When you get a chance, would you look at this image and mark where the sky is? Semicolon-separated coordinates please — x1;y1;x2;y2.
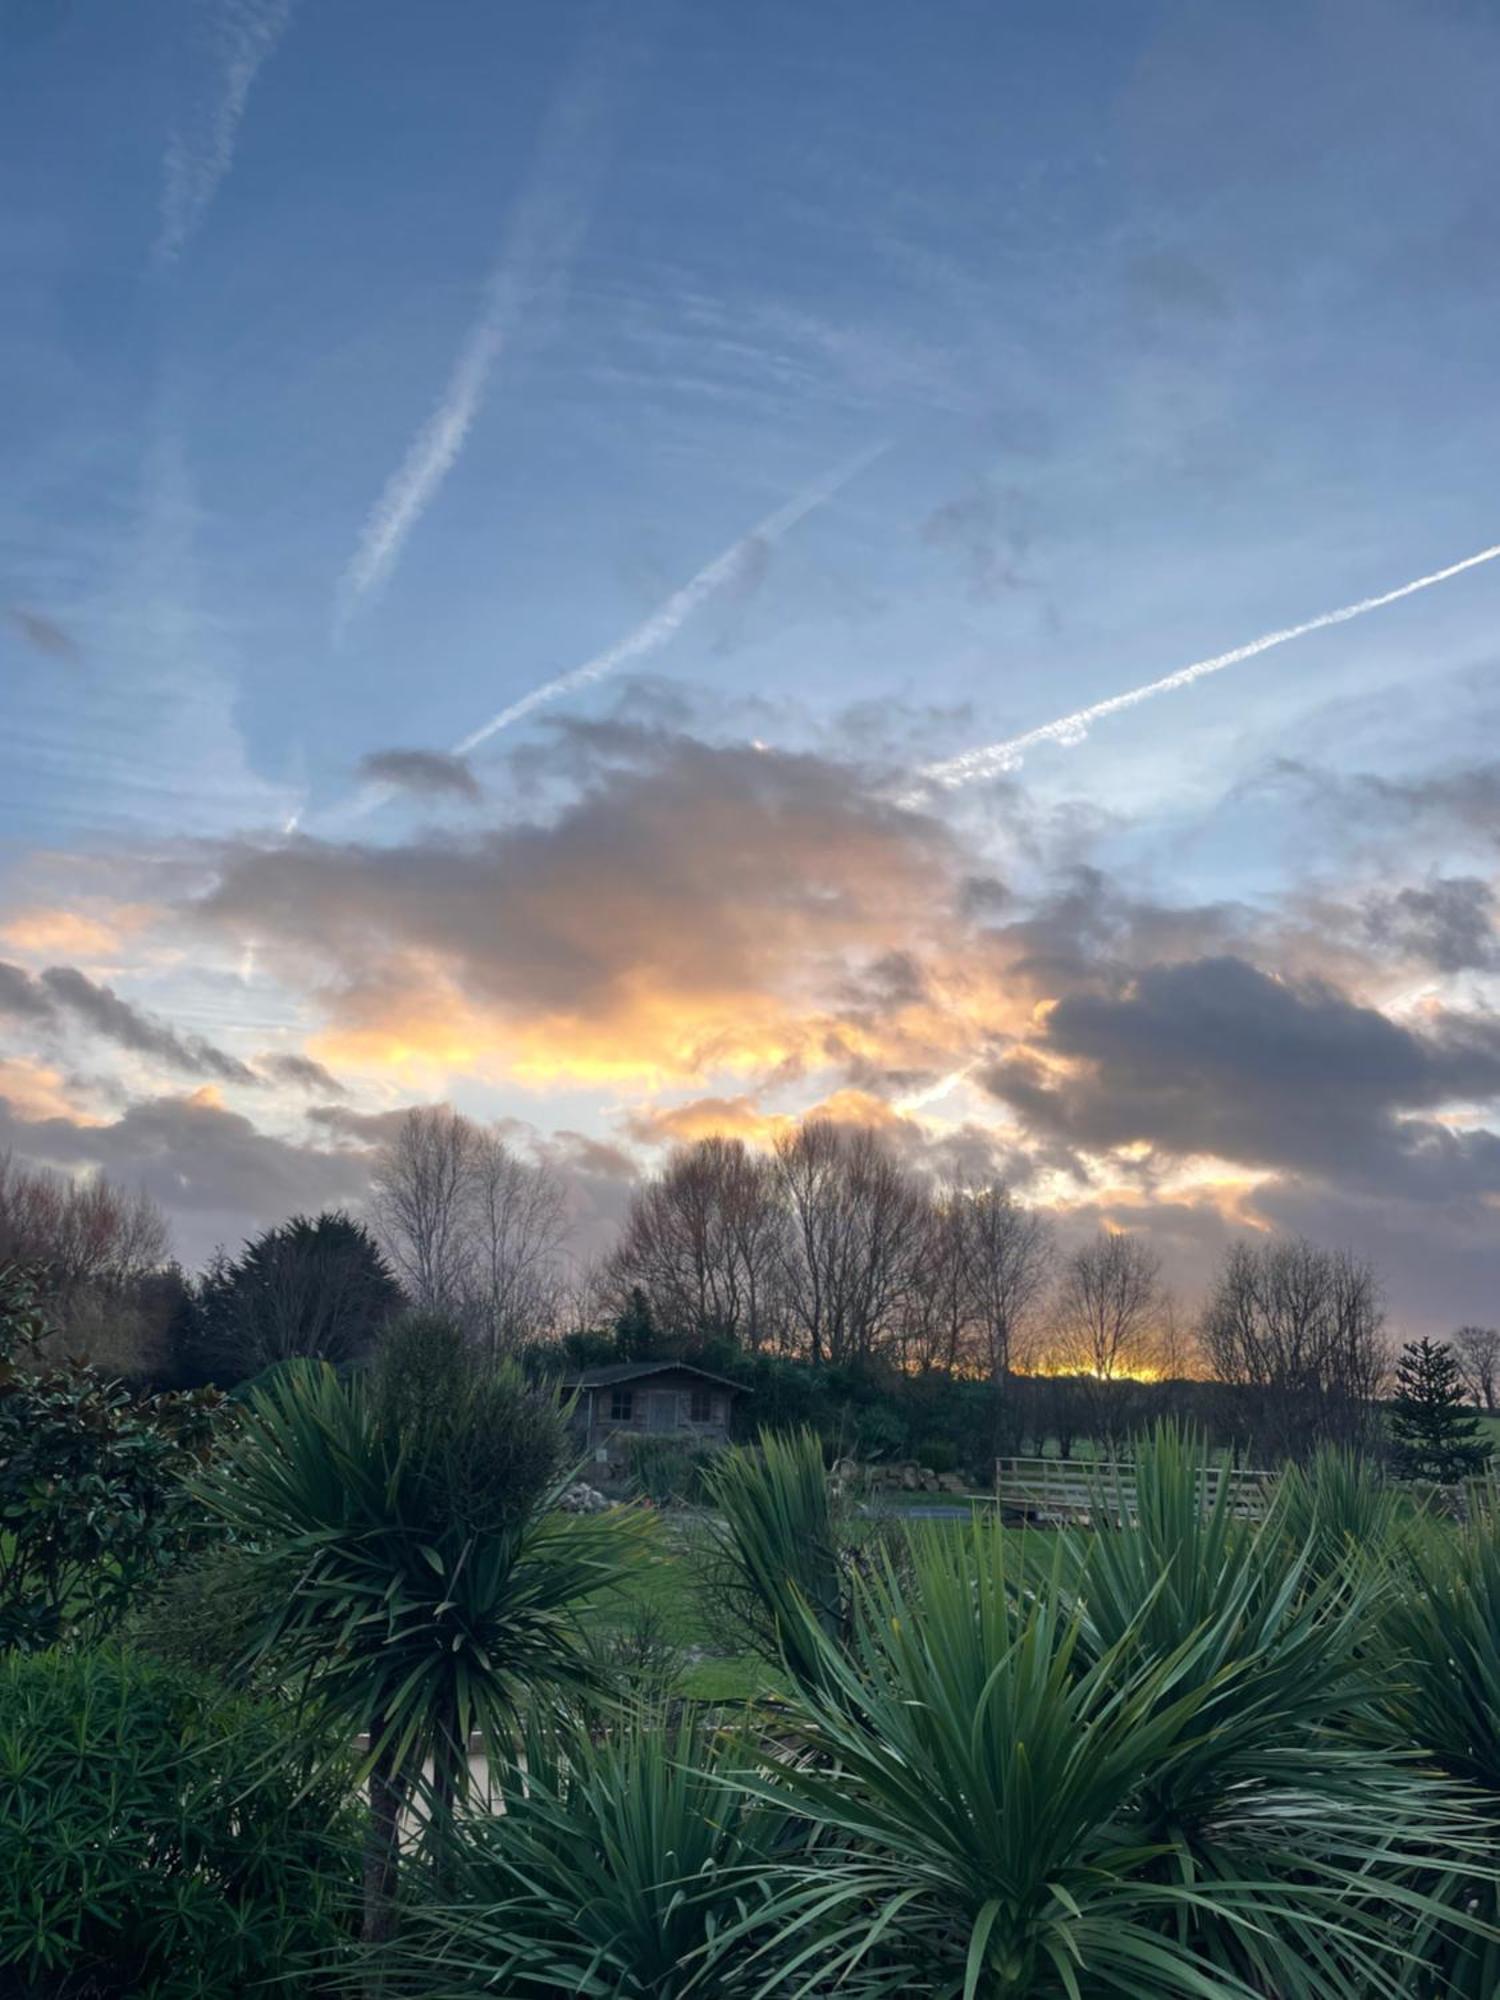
3;0;1500;1331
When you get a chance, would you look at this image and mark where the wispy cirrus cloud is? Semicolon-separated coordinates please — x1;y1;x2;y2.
332;20;619;638
156;0;295;266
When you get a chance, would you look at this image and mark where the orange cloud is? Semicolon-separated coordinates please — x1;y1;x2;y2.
1;903;155;961
0;1060;101;1124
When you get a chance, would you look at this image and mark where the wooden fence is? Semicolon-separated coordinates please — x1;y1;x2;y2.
993;1456;1276;1527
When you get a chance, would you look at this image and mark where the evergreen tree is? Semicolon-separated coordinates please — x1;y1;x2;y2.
1389;1337;1493;1483
195;1212;401;1384
613;1286;658;1361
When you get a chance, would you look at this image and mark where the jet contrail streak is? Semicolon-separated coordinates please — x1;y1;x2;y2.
917;538;1500;793
333;31;613;639
452;440;888;756
156;0;294;266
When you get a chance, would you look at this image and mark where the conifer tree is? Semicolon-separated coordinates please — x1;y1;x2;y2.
1389;1336;1493;1483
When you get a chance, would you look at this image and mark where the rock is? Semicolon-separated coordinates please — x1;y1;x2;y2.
937;1472;967;1494
557;1481;611;1515
899;1463;920;1491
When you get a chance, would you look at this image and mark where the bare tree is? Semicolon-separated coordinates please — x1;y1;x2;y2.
773;1122;927;1367
609;1137;786;1352
464;1131;567;1354
962;1183;1054;1386
1453;1325;1500;1412
0;1152;175;1374
1051;1231;1163;1385
1201;1238;1386;1458
370;1107;479;1311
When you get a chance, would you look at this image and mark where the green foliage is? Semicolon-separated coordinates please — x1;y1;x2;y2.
124;1543;273;1689
0;1647;358;1996
1276;1444;1408;1580
702;1428;888;1693
913;1435;959;1475
625;1433;715;1505
197;1328;651;1936
614;1285;659;1361
389;1715;781;1997
190;1209;400;1383
739;1508;1491;1998
1389;1337;1493;1483
0;1263;224;1651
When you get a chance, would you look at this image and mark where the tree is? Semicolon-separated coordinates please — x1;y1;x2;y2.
1052;1232;1162;1382
613;1285;659;1361
195;1211;399;1381
199;1314;646;1946
1388;1337;1493;1484
1453;1325;1500;1413
0;1264;223;1650
1201;1238;1386;1459
370;1108;565;1348
370;1105;478;1311
0;1154;174;1372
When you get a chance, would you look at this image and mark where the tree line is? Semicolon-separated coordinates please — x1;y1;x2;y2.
2;1104;1492;1463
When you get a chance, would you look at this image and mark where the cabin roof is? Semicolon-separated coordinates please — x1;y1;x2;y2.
559;1360;748;1393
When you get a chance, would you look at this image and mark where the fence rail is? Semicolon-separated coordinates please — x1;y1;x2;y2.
993;1456;1276;1526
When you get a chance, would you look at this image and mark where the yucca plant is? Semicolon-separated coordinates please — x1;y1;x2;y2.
1276;1445;1409;1582
734;1502;1494;1998
701;1427;879;1693
1046;1426;1490;1992
197;1321;650;1945
387;1712;786;1996
1376;1509;1500;1995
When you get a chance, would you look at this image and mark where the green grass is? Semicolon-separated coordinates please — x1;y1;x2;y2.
581;1523;780;1704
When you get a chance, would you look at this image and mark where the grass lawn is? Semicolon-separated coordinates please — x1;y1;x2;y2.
578;1501;1005;1705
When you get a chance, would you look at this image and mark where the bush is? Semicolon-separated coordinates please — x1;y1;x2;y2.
0;1648;359;1996
913;1435;958;1475
624;1434;714;1505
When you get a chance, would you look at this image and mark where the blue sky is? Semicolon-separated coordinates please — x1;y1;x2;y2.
3;0;1500;1327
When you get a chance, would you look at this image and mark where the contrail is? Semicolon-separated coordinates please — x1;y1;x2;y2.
333;32;614;639
453;440;889;755
321;440;887;829
156;0;294;266
916;538;1500;793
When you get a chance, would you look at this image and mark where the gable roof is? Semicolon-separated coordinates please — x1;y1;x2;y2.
558;1359;748;1393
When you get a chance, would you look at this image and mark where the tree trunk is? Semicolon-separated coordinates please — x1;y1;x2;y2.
362;1721;403;1959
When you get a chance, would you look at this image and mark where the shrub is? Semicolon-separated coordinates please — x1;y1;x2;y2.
624;1434;714;1505
0;1648;358;1996
0;1263;225;1651
913;1435;958;1475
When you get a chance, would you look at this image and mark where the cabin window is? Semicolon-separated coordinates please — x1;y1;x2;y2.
689;1386;714;1423
609;1387;634;1423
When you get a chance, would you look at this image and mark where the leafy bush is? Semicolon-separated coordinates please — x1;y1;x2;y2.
851;1401;907;1461
0;1648;358;1996
912;1435;958;1475
0;1263;225;1651
124;1544;272;1689
624;1434;714;1505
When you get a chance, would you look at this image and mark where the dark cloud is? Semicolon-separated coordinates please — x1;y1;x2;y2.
0;960;55;1020
36;966;257;1084
8;606;80;663
257;1051;348;1095
358;747;483;802
0;1090;373;1268
983;954;1500;1200
305;1102;427;1147
1363;877;1498;974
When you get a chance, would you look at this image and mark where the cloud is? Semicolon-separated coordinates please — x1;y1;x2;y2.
1363;877;1499;974
156;0;294;265
0;1088;373;1266
982;954;1500;1201
201;727;971;1086
0;958;257;1085
356;748;482;802
257;1051;348;1095
333;21;618;634
8;606;80;662
921;480;1032;598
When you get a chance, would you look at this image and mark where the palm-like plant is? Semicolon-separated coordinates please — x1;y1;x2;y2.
736;1495;1491;1998
198;1324;649;1943
701;1428;877;1692
389;1713;785;1996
